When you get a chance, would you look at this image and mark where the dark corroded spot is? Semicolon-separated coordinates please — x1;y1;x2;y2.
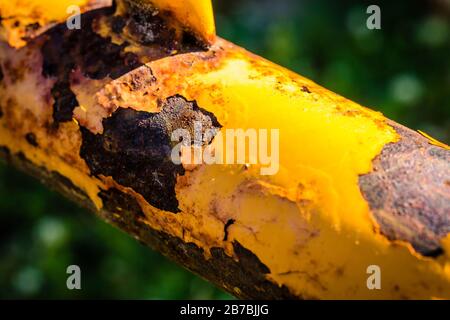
223;219;235;241
50;81;80;123
0;146;11;159
301;86;311;93
80;95;221;213
41;8;141;81
0;63;4;82
122;0;209;50
111;15;127;34
25;132;38;147
99;187;298;299
99;187;146;219
1;60;25;84
0;145;297;298
40;8;142;125
127;8;176;46
25;22;40;33
359;122;450;257
232;241;271;274
39;5;208;126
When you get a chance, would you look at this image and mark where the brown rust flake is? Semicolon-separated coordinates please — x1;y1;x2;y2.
1;141;296;299
40;8;140;125
359;122;450;257
25;132;38;147
39;5;207;126
120;0;208;50
80;95;221;213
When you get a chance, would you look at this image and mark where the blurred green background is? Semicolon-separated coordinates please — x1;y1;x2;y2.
0;0;448;299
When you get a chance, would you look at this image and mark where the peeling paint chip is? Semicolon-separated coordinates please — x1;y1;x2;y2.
359;123;450;257
80;95;221;213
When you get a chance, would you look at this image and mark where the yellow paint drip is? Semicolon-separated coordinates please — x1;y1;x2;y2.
136;40;450;298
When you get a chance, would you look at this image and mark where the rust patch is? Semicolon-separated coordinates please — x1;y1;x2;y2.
49;81;80;124
120;0;209;50
39;5;208;126
25;132;38;147
1;144;299;299
80;95;221;213
99;187;298;299
25;22;40;34
359;121;450;257
1;59;25;84
99;187;146;219
126;6;177;47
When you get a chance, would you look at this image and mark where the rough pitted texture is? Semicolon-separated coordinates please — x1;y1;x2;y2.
123;0;208;50
80;95;221;213
2;149;296;300
359;122;450;257
98;187;298;299
41;8;142;125
40;5;207;126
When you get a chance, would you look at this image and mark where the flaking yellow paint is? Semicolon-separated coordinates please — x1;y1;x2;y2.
140;41;450;299
0;0;108;47
0;1;449;299
136;0;216;43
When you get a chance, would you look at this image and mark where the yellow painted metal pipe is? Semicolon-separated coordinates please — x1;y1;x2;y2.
0;0;449;299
